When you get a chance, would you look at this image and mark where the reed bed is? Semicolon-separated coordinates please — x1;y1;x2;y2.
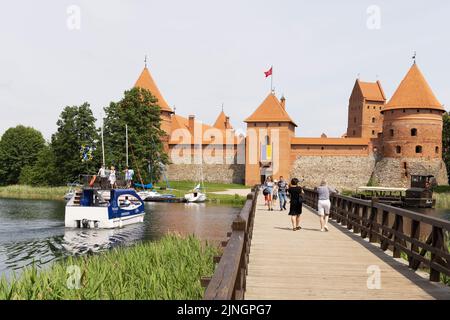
433;192;450;209
0;185;67;201
0;234;218;300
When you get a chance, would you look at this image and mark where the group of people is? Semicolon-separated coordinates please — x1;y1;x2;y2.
262;176;337;232
97;165;134;189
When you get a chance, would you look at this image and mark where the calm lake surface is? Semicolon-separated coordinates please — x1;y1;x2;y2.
0;198;241;279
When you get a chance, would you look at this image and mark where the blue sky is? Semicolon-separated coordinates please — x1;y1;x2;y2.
1;0;449;139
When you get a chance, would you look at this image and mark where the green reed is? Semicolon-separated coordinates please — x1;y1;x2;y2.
0;234;218;300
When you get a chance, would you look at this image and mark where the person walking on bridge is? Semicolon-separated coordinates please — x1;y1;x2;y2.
288;178;304;231
277;176;288;211
263;176;274;211
316;180;336;232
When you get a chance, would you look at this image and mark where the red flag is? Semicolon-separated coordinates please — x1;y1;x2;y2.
264;67;272;78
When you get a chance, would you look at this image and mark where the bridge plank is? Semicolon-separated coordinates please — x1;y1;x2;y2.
245;195;450;300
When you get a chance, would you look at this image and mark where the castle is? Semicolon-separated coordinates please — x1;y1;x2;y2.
133;62;448;189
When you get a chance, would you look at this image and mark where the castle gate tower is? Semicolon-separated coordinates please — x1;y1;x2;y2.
244;93;296;185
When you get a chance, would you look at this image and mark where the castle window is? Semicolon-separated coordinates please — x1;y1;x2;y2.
403;109;406;113
389;129;394;137
379;106;382;110
367;106;369;110
371;117;375;123
372;130;375;135
321;146;325;150
396;146;401;154
415;145;422;153
435;146;439;154
373;106;376;110
417;109;420;113
411;128;417;136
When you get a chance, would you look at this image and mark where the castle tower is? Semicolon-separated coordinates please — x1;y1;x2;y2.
346;80;386;138
244;93;297;185
134;66;174;139
213;110;233;130
381;63;444;159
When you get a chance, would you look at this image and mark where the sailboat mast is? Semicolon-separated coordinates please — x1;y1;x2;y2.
125;124;129;167
101;124;105;167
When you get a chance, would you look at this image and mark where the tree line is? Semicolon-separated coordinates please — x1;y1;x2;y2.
0;87;168;186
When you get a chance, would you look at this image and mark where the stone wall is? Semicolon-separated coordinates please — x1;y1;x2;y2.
166;163;245;184
290;155;376;191
372;158;448;187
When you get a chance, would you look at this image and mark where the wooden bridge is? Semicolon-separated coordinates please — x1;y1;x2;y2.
202;187;450;300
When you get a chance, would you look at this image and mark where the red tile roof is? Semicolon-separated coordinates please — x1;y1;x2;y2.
245;93;297;126
383;63;443;112
134;67;173;113
357;80;386;102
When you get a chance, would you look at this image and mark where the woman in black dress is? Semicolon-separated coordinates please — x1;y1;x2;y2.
288;178;304;231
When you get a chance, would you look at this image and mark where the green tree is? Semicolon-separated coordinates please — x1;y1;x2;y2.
0;125;45;185
103;87;168;183
51;103;99;184
19;144;58;186
443;112;450;184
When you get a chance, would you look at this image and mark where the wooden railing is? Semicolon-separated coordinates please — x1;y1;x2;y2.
202;186;259;300
303;188;450;282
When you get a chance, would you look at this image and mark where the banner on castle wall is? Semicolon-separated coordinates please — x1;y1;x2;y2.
261;144;272;161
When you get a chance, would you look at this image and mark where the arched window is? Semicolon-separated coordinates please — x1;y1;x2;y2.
411;128;417;136
435;146;439;154
415;145;422;153
389;129;394;137
371;117;375;123
396;146;401;154
372;130;375;135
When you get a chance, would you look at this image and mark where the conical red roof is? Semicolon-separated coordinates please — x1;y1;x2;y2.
134;67;173;113
383;64;443;112
245;93;297;126
213;111;233;130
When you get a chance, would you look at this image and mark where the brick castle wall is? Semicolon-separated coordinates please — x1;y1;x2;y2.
290;155;376;191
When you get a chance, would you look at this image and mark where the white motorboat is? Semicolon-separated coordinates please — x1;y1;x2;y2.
65;188;145;229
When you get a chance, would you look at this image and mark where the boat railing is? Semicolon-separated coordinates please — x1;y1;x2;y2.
202;185;259;300
303;188;450;283
79;174;128;190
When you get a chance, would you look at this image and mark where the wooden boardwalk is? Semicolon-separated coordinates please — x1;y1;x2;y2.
245;194;450;300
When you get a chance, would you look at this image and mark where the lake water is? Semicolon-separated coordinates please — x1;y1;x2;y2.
0;198;241;279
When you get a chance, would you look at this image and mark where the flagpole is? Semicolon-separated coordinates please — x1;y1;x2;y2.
271;65;273;92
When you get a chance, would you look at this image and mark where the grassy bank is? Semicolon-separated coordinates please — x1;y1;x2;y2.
0;185;67;201
155;180;248;205
0;182;248;205
0;234;218;300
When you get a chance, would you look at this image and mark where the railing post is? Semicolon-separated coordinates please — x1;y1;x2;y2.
380;210;390;251
409;220;421;269
430;226;445;282
361;205;368;239
353;204;361;234
393;214;404;258
369;198;379;243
